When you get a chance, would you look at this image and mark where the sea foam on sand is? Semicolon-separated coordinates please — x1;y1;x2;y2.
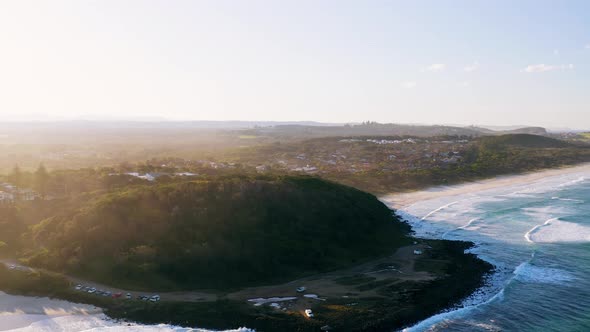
0;292;254;332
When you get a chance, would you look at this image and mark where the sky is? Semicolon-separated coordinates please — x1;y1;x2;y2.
0;0;589;128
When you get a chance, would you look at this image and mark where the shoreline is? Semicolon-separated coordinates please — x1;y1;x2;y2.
0;291;104;331
383;163;590;331
10;164;581;331
381;162;590;210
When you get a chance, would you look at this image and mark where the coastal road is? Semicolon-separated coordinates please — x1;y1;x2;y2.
0;259;217;302
1;243;431;305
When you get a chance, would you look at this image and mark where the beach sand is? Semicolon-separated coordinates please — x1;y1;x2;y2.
0;291;102;331
381;163;590;209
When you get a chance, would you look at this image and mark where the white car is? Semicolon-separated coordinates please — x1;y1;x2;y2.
75;284;83;291
304;309;314;318
88;288;96;294
149;295;160;302
296;287;306;293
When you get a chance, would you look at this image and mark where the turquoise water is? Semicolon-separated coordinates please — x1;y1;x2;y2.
399;172;590;332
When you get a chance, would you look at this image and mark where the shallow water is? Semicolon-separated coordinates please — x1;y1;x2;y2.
399;171;590;332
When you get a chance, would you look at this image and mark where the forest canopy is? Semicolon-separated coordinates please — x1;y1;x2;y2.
25;176;410;290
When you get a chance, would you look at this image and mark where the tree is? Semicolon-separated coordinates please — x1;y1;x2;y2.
10;165;22;189
34;164;50;198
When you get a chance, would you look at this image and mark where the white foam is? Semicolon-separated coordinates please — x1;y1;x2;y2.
0;292;255;332
551;197;585;203
557;176;586;188
400;286;506;332
2;314;254;332
396;210;451;239
466;321;501;331
526;219;590;243
524;218;558;243
496;192;537;199
442;218;482;239
394;168;590;331
402;257;576;331
513;262;576;285
458;218;480;230
421;200;461;220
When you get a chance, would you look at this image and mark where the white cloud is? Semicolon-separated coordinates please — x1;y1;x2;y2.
553;49;559;55
523;63;574;73
586;44;590;49
402;81;417;88
463;62;479;72
459;81;471;87
423;64;446;72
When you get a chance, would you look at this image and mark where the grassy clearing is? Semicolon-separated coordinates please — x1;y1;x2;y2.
333;275;376;286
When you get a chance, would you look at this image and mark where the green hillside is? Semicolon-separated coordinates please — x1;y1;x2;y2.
477;133;572;149
26;176;410;290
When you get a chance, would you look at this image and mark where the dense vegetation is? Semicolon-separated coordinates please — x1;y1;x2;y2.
323;134;590;194
477;133;573;149
0;239;492;332
0;122;551;173
24;176;410;290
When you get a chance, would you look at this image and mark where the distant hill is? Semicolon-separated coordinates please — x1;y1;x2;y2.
501;127;548;135
251;123;548;139
0;121;547;146
478;134;571;149
26;176;410;290
473;125;548;135
254;123;486;138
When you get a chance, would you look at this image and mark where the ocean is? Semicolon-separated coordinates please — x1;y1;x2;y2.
398;170;590;332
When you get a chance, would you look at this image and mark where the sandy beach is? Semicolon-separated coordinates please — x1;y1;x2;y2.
0;291;103;331
384;163;590;332
381;163;590;209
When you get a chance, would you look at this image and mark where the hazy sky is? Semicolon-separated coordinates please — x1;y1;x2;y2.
0;1;589;128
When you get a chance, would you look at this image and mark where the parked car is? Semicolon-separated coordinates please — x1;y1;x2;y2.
296;286;306;293
149;295;160;302
125;293;132;299
304;309;314;318
113;292;122;298
88;288;96;294
75;284;83;291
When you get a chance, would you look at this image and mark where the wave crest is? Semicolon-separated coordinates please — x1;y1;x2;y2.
525;219;590;243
